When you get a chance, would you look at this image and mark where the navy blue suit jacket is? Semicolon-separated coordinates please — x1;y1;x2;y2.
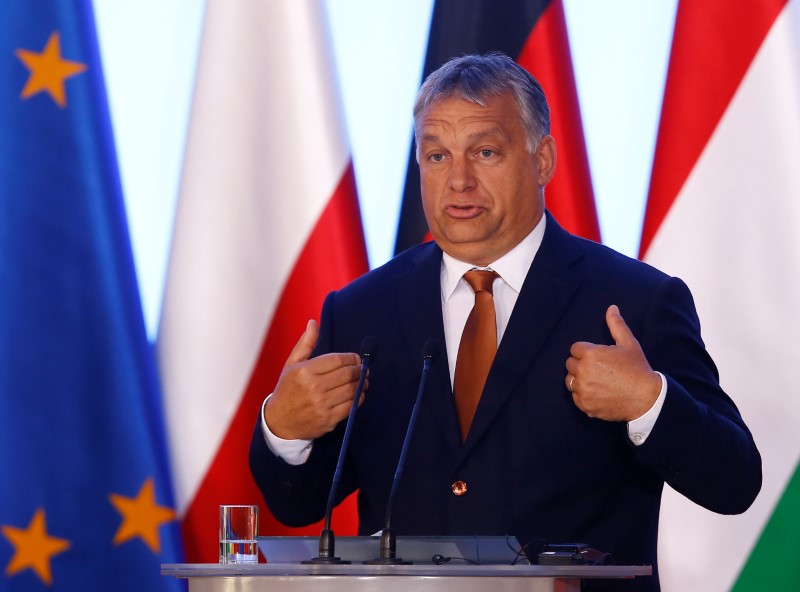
250;213;761;591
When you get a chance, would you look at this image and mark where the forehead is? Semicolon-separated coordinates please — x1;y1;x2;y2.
417;93;522;140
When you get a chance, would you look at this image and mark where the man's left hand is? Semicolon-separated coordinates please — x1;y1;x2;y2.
565;305;661;421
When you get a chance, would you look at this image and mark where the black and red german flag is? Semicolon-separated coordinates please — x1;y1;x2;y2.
394;0;599;254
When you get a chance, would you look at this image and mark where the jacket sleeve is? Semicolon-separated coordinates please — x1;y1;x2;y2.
248;291;358;526
248;416;347;527
632;275;762;514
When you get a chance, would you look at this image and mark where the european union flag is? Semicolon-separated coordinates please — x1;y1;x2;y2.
0;1;183;589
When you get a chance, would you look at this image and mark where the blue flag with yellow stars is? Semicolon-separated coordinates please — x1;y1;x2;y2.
0;1;184;589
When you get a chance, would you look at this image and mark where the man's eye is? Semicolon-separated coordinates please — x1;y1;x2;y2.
429;153;445;162
478;149;494;158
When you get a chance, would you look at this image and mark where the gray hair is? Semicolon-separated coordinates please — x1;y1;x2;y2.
413;53;550;154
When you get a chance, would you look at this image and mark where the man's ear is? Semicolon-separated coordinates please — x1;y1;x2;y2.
535;135;557;186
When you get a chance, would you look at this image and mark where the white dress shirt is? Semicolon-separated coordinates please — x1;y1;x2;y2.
440;214;545;385
262;215;666;464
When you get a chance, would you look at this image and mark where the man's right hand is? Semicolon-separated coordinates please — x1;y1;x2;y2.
264;319;365;440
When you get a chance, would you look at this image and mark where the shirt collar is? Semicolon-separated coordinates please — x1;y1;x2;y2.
441;214;547;301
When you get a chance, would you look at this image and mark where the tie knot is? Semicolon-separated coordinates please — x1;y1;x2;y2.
464;270;499;295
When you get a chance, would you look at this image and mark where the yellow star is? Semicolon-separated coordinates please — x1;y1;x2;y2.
109;477;176;553
15;31;87;108
2;508;71;586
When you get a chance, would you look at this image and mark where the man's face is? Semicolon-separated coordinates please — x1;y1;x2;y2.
417;92;555;266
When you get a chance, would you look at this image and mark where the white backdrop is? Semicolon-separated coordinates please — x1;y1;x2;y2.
92;0;678;338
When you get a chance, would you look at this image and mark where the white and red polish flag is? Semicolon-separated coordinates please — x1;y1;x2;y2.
641;0;800;589
157;0;368;562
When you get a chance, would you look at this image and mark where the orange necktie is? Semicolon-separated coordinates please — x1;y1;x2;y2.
453;270;499;441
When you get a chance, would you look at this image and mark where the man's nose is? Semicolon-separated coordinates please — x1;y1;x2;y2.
448;157;477;193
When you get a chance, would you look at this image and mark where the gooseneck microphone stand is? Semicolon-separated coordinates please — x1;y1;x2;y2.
364;339;438;565
302;336;375;564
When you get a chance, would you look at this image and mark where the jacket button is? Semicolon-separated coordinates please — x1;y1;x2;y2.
451;480;467;496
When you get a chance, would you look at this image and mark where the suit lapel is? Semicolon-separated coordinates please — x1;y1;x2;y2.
459;214;584;459
396;243;461;457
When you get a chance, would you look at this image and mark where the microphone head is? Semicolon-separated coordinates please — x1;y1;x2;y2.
421;338;439;362
360;335;376;358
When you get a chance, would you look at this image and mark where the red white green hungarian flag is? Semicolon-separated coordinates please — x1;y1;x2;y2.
641;0;800;589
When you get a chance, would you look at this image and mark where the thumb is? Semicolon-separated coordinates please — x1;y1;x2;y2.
286;319;319;365
606;305;635;346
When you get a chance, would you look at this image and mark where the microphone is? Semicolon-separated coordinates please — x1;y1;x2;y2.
303;336;375;564
364;338;439;565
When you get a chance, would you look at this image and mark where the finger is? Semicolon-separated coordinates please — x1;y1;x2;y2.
325;381;365;411
606;305;636;346
569;341;593;359
321;362;364;394
306;351;362;375
565;357;578;375
286;319;319;365
328;386;364;431
328;396;363;427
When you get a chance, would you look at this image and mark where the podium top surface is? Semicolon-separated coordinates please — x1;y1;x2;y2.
161;563;652;579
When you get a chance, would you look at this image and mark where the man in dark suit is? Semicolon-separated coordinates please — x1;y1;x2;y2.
249;53;761;590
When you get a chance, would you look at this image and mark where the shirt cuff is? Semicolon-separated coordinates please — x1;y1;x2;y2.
260;396;313;465
626;371;667;446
